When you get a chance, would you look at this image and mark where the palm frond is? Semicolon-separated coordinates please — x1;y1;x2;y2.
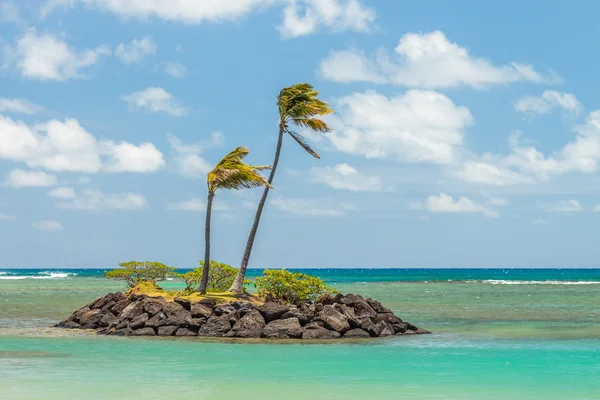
292;118;331;133
286;130;321;159
207;147;272;192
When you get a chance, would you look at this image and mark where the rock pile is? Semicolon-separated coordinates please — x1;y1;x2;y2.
56;292;430;339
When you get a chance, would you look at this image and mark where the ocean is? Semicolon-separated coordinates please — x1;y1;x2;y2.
1;268;599;399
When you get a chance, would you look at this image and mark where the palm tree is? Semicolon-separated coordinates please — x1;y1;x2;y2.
229;83;333;293
198;146;271;294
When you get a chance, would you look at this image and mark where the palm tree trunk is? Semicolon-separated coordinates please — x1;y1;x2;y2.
229;126;284;293
198;190;215;294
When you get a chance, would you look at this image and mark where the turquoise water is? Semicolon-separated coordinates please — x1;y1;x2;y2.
1;269;599;399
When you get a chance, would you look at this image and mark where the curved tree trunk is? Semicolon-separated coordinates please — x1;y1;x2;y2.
229;127;284;293
198;190;215;294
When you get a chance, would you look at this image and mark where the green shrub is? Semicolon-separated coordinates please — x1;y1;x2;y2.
176;261;246;293
254;269;336;304
104;261;175;288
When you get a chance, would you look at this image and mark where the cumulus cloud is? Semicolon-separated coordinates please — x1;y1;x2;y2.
425;193;498;218
32;220;63;232
47;186;76;199
319;31;557;89
5;169;57;188
310;163;384;191
0;212;15;221
115;37;156;64
0;1;21;24
167;198;230;212
515;91;582;117
542;199;582;213
0;115;165;173
10;29;110;81
311;90;472;165
164;62;186;78
271;197;355;216
167;132;223;179
122;87;189;116
0;98;44;114
56;189;148;211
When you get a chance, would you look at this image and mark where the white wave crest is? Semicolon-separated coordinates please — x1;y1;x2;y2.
469;279;600;285
0;272;77;280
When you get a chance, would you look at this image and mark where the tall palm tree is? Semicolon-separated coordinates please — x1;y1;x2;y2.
198;146;271;294
229;83;333;293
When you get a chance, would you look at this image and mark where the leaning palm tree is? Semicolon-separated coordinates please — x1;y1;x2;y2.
198;146;271;294
229;83;334;293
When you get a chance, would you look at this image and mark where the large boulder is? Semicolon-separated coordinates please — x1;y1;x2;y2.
120;301;145;321
174;297;192;311
79;309;101;325
111;300;130;316
197;315;231;337
376;321;394;337
302;322;341;340
214;303;237;316
175;328;197;336
99;312;119;328
143;299;165;316
130;327;156;336
157;325;178;336
281;308;313;326
352;300;377;320
163;302;185;317
63;321;81;329
262;318;303;339
225;310;266;338
359;319;380;337
164;309;192;327
190;303;213;319
343;328;371;339
198;298;217;309
334;293;364;307
333;304;360;329
366;298;391;314
258;303;290;323
145;312;168;329
129;313;149;330
315;305;350;333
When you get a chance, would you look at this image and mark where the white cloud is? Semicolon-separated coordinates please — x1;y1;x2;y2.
533;218;547;225
122;87;188;116
12;29;110;81
542;199;582;213
425;193;498;218
313;90;472;165
279;0;375;38
486;197;509;207
515;91;582;117
0;98;44;114
164;62;186;78
271;197;354;217
115;36;156;64
43;0;375;38
47;186;76;199
0;1;21;24
32;220;63;232
5;169;57;188
310;163;384;191
56;189;148;211
319;31;556;89
453;160;535;186
0;115;164;173
0;212;15;221
167;198;230;212
167;133;223;179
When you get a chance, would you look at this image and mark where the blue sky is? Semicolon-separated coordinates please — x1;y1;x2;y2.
1;0;600;269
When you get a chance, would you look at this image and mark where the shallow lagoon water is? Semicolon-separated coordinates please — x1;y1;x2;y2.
1;268;599;399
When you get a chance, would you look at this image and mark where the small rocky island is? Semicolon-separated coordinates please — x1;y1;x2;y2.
57;291;430;339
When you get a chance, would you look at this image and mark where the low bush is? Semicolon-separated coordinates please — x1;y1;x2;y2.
104;261;175;288
254;269;336;304
176;261;245;293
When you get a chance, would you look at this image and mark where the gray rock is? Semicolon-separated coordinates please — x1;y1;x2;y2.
110;300;130;316
414;327;431;334
174;297;192;311
315;305;350;333
163;302;185;317
129;313;149;330
111;327;132;336
359;319;380;337
188;318;206;330
337;293;364;307
236;303;256;318
302;325;341;340
115;320;129;330
79;309;101;325
197;315;231;337
316;294;335;305
63;321;81;329
366;298;391;314
226;310;265;338
198;298;217;309
333;303;360;328
143;299;165;316
157;326;178;336
257;303;290;323
262;318;303;339
343;328;371;339
100;301;116;313
99;312;119;328
281;308;313;326
121;301;144;320
164;309;192;327
145;312;168;329
214;303;236;316
130;327;156;336
175;328;197;336
353;300;377;320
376;321;394;337
190;303;212;319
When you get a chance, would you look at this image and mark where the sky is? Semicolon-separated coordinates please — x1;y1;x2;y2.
1;0;600;269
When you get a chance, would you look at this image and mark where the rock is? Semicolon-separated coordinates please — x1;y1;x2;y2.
414;328;431;334
145;312;168;329
374;313;403;325
100;301;116;313
337;293;364;307
197;315;231;337
130;327;156;336
343;328;371;339
121;301;144;320
174;297;192;311
115;320;129;330
188;318;206;330
130;294;148;302
111;300;130;315
376;321;394;337
304;321;324;329
333;304;360;329
143;299;165;316
302;325;341;340
353;300;377;320
262;318;303;339
316;294;335;305
111;327;132;336
129;313;149;330
163;302;185;317
175;328;197;336
157;326;178;336
236;303;256;318
164;309;192;327
314;303;324;313
99;312;119;328
63;321;81;329
214;303;236;316
281;308;314;326
79;309;101;325
87;296;104;309
198;298;217;309
190;303;212;319
402;330;417;335
359;319;380;337
226;310;266;338
84;312;104;328
258;303;290;323
225;311;241;326
315;305;350;333
366;298;391;314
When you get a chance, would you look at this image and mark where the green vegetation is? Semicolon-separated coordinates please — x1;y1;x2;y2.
254;269;337;304
104;261;175;288
178;261;248;294
231;83;334;293
199;146;271;294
